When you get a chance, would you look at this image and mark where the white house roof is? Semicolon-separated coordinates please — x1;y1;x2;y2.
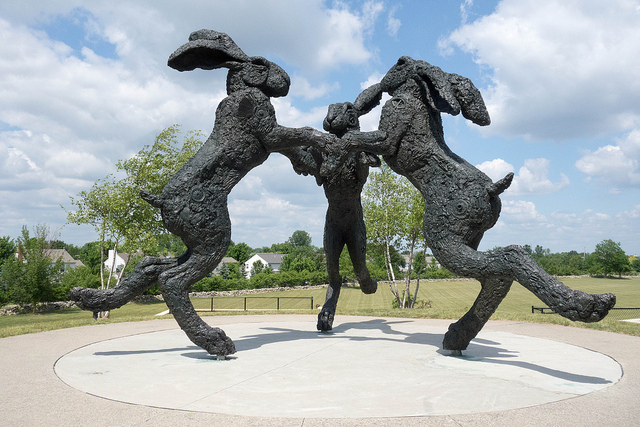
252;253;286;264
44;249;85;267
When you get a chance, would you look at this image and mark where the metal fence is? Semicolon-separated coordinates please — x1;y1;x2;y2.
192;296;314;312
532;306;640;321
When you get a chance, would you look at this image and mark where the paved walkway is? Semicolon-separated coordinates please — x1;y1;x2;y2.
2;314;640;426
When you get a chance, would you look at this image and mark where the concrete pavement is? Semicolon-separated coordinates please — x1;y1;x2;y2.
1;314;639;426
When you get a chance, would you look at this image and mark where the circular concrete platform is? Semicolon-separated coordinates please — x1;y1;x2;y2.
54;318;621;418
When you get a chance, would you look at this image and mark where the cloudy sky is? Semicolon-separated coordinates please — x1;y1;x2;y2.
1;0;639;255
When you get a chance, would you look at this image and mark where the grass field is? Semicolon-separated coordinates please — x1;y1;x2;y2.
1;276;639;339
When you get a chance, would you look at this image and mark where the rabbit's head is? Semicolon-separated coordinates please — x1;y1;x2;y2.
168;30;290;97
323;102;360;137
357;56;490;126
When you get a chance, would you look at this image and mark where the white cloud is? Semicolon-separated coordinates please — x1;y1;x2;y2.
510;158;570;195
271;98;328;129
361;1;384;34
460;0;475;24
228;156;327;247
476;158;514;182
481;201;640;254
317;6;372;69
387;5;402;36
360;72;384;90
501;200;546;223
289;76;340;101
575;129;640;187
477;157;569;195
443;0;640;140
0;0;387;244
354;73;389;131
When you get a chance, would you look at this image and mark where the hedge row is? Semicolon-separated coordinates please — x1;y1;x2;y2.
191;270;330;292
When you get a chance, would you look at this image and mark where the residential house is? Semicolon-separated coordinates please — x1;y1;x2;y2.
103;250;140;273
212;256;237;276
44;249;85;270
103;250;180;274
244;253;286;278
400;253;440;272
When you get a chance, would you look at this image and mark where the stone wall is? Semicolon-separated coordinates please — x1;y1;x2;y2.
0;301;76;316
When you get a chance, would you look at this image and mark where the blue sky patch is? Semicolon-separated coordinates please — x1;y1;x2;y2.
39;7;118;60
0;122;23;132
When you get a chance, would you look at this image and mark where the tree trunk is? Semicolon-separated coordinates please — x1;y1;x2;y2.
403;236;417;309
410;241;428;308
385;236;402;308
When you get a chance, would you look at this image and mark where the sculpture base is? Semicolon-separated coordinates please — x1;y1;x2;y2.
55;318;620;418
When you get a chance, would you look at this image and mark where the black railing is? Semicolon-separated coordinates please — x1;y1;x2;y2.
532;306;640;321
192;296;314;312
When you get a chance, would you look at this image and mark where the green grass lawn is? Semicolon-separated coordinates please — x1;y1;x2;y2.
1;276;639;339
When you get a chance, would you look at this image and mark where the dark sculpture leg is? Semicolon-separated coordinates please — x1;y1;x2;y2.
442;277;512;351
70;256;178;314
318;220;343;332
488;245;615;322
317;198;378;331
317;284;340;332
158;254;235;357
435;244;616;323
346;216;377;295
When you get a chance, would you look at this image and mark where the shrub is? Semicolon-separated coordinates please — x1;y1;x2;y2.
57;266;101;301
391;291;432;309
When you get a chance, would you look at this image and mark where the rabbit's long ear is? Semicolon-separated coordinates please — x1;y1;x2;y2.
168;30;250;71
353;83;384;116
447;73;491;126
415;62;461;116
416;62;490;126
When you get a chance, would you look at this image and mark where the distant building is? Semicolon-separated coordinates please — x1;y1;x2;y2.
103;250;142;273
400;253;439;272
213;256;237;276
244;253;286;278
44;249;85;270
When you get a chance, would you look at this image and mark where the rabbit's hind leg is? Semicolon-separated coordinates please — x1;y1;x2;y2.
71;256;178;314
442;277;512;352
158;251;236;357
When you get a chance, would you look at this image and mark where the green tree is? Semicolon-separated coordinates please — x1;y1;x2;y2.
76;241;108;275
218;262;231;279
255;242;293;254
592;239;629;277
362;162;421;308
0;236;14;305
250;260;264;277
532;245;551;261
366;243;405;279
156;234;187;257
58;266;101;300
338;247;355;282
226;242;252;264
401;186;426;308
281;251;325;273
66;125;204;317
287;230;312;248
226;262;245;280
0;225;64;310
0;236;15;262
